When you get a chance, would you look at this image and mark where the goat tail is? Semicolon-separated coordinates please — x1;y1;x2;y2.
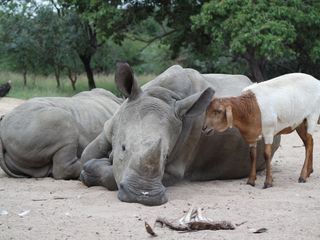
0;136;24;178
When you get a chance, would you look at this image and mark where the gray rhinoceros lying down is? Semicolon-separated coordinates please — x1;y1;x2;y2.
0;89;122;179
80;63;280;206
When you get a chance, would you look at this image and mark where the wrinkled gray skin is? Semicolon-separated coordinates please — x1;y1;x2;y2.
0;89;122;179
80;63;280;206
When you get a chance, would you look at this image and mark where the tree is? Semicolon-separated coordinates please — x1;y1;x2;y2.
288;2;320;79
0;1;83;88
192;0;320;82
33;6;70;88
56;0;125;89
0;1;39;86
120;1;208;61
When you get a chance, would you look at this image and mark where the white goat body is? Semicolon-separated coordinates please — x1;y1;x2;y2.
243;73;320;144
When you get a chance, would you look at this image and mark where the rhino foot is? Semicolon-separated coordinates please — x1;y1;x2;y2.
80;158;117;191
80;170;99;187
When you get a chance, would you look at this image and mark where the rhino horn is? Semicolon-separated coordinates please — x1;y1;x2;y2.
115;62;142;100
145;138;162;164
141;138;164;177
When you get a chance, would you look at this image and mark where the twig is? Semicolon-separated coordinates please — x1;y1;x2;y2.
156;217;235;231
155;207;235;232
145;221;157;237
53;197;69;200
235;221;248;227
31;197;69;201
31;198;48;202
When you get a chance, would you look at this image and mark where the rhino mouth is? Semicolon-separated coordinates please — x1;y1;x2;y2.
118;182;168;206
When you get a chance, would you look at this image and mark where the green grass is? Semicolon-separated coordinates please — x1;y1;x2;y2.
0;71;155;99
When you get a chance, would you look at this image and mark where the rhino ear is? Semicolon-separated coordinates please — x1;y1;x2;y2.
115;62;141;100
175;87;215;119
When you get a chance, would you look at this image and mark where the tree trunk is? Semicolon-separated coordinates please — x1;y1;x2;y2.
248;59;265;82
243;53;265;83
67;68;77;91
71;81;76;91
22;69;27;87
54;67;61;88
244;50;266;83
79;55;96;90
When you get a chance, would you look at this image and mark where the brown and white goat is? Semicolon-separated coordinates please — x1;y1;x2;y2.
203;73;320;188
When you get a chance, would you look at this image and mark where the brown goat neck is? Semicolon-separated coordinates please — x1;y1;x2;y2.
223;91;262;144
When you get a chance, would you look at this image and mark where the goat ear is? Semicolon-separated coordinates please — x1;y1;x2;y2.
115;62;141;100
226;105;233;128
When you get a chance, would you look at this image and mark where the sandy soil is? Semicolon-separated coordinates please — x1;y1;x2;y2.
0;97;320;240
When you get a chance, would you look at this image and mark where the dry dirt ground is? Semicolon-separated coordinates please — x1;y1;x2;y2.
0;97;320;240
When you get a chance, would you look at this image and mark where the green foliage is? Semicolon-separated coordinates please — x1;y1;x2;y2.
0;1;84;87
0;6;38;74
192;0;320;81
1;0;320;93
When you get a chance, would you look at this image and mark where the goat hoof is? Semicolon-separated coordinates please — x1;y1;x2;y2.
298;177;306;183
263;182;273;189
246;180;255;187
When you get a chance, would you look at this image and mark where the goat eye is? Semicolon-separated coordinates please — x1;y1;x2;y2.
122;144;126;151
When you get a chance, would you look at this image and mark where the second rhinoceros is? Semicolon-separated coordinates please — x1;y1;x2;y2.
0;89;122;179
80;63;280;206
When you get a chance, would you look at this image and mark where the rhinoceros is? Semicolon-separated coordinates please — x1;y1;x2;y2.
0;89;122;179
80;63;280;206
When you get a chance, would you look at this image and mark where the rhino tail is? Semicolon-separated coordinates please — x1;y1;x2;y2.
0;137;25;178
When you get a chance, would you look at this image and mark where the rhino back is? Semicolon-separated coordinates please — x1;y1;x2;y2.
203;74;253;97
22;89;121;141
143;66;252;99
142;65;208;99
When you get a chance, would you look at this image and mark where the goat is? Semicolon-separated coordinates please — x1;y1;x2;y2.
203;73;320;188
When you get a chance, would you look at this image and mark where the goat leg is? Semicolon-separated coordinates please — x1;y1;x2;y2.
263;144;273;188
247;143;257;186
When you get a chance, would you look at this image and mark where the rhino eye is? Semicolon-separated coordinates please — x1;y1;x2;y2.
122;144;126;151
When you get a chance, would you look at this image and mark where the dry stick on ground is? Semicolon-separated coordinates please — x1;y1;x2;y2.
155;207;235;232
31;197;69;201
145;222;157;237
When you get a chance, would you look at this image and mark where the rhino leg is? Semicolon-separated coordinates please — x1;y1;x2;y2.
80;158;117;191
80;131;111;166
52;144;81;180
